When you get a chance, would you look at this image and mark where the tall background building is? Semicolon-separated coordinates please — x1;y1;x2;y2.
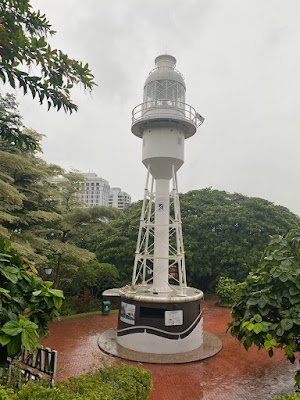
109;187;131;210
77;173;110;207
51;173;131;209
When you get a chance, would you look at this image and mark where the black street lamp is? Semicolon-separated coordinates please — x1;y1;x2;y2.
44;265;53;276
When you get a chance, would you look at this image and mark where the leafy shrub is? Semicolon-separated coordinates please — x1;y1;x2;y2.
0;364;152;400
59;296;78;316
216;276;238;307
73;296;102;314
0;384;14;400
60;295;102;316
61;364;152;400
228;227;300;387
0;239;64;363
13;381;67;400
274;394;300;399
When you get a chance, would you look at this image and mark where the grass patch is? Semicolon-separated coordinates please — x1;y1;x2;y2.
57;309;119;320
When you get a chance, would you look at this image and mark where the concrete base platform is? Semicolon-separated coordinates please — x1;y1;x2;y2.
98;328;222;364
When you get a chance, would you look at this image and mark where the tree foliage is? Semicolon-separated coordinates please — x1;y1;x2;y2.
181;189;299;289
0;95;120;293
0;113;64;265
62;260;119;299
43;198;120;289
216;276;238;307
95;203;141;284
228;227;300;387
0;0;95;113
94;189;298;290
0;93;40;152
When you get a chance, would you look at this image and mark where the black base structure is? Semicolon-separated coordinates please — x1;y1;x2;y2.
115;286;203;354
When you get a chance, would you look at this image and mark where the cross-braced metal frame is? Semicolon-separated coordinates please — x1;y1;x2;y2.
131;165;187;293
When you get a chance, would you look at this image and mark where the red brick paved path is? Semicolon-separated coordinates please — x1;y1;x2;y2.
42;298;298;400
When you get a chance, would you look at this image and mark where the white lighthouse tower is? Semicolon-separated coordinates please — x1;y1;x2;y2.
111;54;205;355
130;54;203;294
101;55;222;361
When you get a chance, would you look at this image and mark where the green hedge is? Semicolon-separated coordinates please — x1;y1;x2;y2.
274;394;300;400
0;364;152;400
0;385;14;400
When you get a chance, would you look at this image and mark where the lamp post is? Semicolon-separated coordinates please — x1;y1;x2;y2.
44;265;53;276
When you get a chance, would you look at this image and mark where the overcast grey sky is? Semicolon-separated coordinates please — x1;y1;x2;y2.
13;0;300;214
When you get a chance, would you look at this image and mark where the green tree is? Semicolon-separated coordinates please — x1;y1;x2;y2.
0;122;64;264
0;0;95;114
0;112;118;292
0;98;95;290
86;262;119;298
181;189;298;290
62;260;119;299
42;194;121;288
0;239;63;365
95;203;141;284
0;97;97;289
228;227;300;387
0;93;40;151
94;189;298;290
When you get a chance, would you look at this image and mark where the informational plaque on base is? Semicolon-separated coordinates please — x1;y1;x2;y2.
165;310;183;326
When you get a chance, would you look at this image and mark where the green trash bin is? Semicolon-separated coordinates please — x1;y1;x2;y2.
102;301;111;315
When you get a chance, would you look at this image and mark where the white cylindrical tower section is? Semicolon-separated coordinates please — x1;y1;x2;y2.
142;124;184;179
153;179;170;292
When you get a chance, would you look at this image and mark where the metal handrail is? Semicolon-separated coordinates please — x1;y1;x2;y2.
148;66;185;80
132;101;204;128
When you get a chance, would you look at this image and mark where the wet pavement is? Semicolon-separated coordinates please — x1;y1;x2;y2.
42;298;298;400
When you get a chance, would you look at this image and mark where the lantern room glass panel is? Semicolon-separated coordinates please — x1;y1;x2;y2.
143;80;185;109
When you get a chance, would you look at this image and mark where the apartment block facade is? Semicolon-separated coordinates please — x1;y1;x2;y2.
109;187;131;210
77;173;110;207
51;173;131;209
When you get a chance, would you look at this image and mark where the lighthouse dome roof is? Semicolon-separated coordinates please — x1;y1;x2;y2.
144;54;186;89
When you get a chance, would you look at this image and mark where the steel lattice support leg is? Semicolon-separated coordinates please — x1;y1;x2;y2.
172;165;187;289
